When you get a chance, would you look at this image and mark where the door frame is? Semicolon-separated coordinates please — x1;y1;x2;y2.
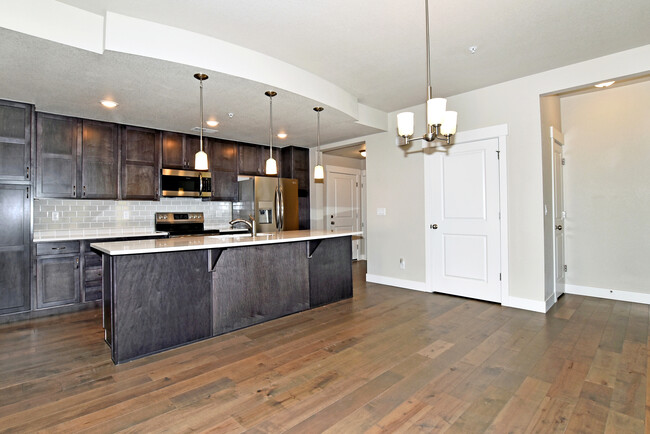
550;126;565;302
424;124;509;303
324;164;362;259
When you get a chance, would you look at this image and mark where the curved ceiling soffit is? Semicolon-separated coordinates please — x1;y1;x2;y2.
0;0;388;132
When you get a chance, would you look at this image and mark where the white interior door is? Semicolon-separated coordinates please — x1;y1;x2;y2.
551;127;566;298
427;138;501;302
326;166;360;259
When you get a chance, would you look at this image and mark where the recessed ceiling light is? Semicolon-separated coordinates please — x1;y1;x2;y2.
277;133;288;139
206;120;219;127
100;100;118;108
359;150;366;157
594;81;615;88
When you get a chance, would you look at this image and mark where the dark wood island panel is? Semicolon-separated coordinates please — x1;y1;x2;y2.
101;236;354;364
104;250;213;364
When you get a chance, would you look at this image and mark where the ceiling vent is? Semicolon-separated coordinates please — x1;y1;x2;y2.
191;127;218;134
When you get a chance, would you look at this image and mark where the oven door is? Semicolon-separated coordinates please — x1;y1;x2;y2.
161;169;203;197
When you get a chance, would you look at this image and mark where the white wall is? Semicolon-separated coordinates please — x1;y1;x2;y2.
560;80;650;295
325;44;650;308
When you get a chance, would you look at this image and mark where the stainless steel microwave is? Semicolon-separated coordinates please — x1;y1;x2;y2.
161;168;211;197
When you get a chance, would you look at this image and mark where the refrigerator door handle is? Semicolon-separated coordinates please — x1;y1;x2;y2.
279;187;285;230
274;186;280;230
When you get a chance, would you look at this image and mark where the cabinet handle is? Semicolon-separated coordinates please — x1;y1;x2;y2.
83;186;86;197
26;187;30;199
73;185;76;197
26;166;30;179
75;257;80;269
51;247;66;250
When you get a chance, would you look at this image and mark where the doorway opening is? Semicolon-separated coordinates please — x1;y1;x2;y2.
321;142;367;260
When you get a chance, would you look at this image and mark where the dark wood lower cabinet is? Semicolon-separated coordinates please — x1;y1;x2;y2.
36;254;80;308
0;184;30;315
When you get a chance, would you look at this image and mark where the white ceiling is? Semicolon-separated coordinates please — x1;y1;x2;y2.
1;0;649;148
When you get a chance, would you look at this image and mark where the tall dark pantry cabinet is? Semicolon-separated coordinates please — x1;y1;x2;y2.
0;100;32;315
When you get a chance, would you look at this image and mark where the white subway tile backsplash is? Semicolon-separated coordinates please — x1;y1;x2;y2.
34;198;233;233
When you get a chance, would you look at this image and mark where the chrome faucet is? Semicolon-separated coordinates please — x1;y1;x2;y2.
229;215;257;236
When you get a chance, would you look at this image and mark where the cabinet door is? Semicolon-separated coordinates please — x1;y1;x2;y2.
81;120;118;199
0;100;31;181
210;138;238;200
121;126;161;200
162;132;185;169
185;136;202;169
209;138;238;172
238;143;263;175
37;255;80;308
36;113;79;198
0;185;30;314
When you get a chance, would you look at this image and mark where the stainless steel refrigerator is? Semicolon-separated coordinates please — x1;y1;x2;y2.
234;177;299;232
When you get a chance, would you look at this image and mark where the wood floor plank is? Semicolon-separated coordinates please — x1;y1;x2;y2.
0;262;647;432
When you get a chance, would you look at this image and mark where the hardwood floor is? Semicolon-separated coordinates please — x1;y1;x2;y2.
0;261;647;432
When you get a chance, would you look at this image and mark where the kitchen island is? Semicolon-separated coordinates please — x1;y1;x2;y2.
91;230;361;364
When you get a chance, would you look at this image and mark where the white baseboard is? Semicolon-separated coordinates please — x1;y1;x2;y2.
502;296;548;313
545;293;556;312
365;274;430;292
565;284;650;305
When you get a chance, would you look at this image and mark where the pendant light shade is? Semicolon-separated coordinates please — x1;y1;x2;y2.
265;158;277;175
313;164;324;180
313;107;324;180
194;150;208;171
194;73;209;171
265;91;278;175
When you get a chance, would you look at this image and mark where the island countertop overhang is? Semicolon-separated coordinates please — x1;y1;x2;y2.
91;230;362;256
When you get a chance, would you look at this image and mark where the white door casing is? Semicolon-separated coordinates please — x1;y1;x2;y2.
551;126;566;299
325;165;361;259
425;124;509;304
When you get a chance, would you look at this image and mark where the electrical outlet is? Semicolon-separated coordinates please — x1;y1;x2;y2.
52;211;59;221
377;208;386;216
399;258;406;269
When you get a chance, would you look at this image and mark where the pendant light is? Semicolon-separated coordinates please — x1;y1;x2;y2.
265;90;278;175
194;73;209;171
396;0;457;146
313;107;324;180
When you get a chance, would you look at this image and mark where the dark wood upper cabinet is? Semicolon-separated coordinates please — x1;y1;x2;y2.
120;125;161;200
0;184;30;315
0;100;31;182
81;120;119;199
185;136;202;168
238;143;263;175
238;143;281;176
162;132;204;170
162;132;184;169
36;113;80;198
281;146;310;193
281;146;310;229
209;138;238;201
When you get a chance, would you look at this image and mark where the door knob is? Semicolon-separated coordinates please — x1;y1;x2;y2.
555;224;563;231
430;224;438;229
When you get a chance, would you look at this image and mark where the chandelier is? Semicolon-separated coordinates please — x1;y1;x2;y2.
397;0;457;146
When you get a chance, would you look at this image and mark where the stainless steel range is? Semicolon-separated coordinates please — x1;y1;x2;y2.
155;212;246;237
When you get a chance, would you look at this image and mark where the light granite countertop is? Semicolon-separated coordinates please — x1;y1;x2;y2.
91;230;363;256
